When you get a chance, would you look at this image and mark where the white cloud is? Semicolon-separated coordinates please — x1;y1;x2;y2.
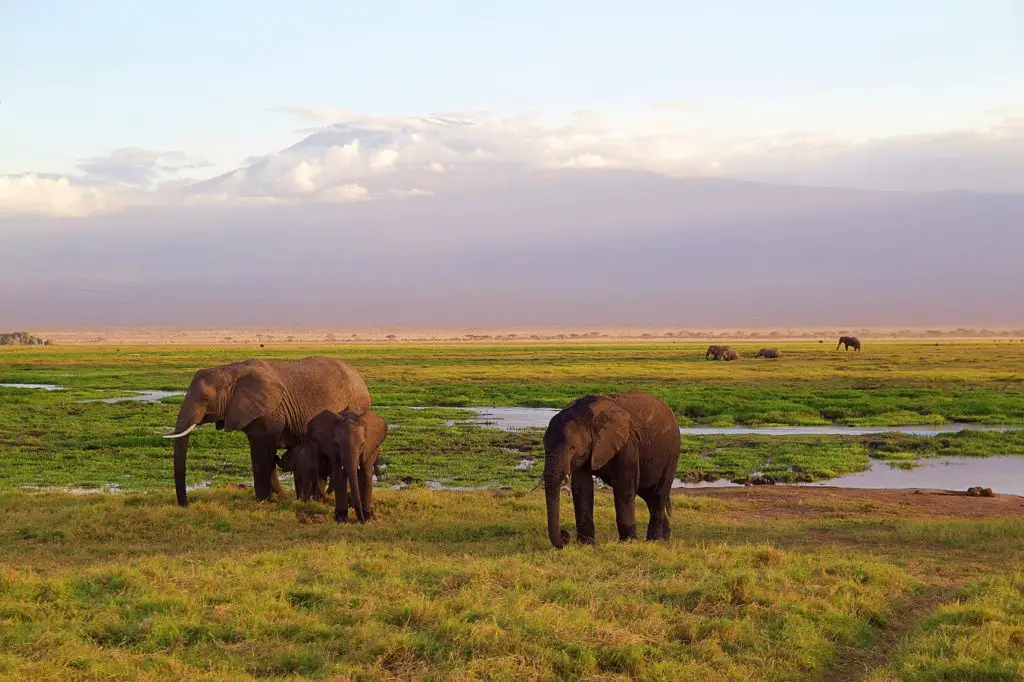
389;188;434;199
77;147;212;187
560;153;613;169
0;174;113;217
318;183;369;203
2;106;1023;218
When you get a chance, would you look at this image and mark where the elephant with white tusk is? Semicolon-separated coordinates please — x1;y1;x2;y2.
164;356;371;507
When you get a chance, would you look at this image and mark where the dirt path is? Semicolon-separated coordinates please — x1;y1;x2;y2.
677;485;1024;519
817;584;956;682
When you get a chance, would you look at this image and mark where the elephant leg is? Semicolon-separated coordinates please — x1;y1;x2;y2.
359;463;376;521
248;436;278;501
612;487;637;542
641;490;668;541
570;469;596;544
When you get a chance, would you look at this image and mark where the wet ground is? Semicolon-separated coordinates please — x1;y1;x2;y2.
673;456;1024;497
4;385;1022;496
467;406;1023;436
0;383;184;403
80;390;185;404
0;383;65;391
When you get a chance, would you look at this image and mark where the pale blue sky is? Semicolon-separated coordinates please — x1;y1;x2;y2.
2;0;1022;178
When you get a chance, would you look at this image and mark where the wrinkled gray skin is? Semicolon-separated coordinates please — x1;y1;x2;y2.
705;344;730;360
279;443;330;502
837;336;862;351
166;356;371;507
543;391;681;549
718;349;740;361
755;348;781;359
308;409;388;523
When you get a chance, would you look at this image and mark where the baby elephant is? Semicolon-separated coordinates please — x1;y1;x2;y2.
308;409;388;523
278;443;330;502
755;348;781;359
718;349;739;361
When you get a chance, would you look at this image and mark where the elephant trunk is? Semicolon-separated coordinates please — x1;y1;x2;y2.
170;397;204;507
544;454;569;549
344;450;364;523
545;479;566;548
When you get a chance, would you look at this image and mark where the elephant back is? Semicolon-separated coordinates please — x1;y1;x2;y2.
280;356;372;416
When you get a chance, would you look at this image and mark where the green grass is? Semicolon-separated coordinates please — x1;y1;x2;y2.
2;341;1024;678
1;487;1022;680
867;574;1024;681
1;341;1023;491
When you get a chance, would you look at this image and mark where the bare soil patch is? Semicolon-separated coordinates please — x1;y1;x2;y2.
678;485;1024;519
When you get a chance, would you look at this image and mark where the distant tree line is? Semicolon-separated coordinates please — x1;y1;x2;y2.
0;331;51;346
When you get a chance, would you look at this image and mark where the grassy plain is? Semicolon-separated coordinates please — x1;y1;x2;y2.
1;341;1023;491
1;341;1023;679
1;488;1023;680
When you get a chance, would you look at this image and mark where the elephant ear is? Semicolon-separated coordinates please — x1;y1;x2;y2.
360;411;388;462
223;368;286;432
586;399;630;470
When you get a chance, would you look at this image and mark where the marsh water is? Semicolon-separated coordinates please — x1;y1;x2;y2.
670;456;1024;496
80;390;186;404
466;406;1023;437
0;383;65;391
0;383;184;403
466;406;1024;495
4;383;1023;495
800;455;1024;494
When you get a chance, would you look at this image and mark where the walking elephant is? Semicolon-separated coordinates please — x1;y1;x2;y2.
543;391;681;548
308;409;388;523
837;336;861;351
755;348;781;358
718;349;739;361
163;356;371;507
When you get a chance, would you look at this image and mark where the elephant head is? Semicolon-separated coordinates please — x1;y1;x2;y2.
543;397;630;548
163;360;286;507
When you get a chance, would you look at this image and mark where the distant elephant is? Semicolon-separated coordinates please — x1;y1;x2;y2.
718;349;739;361
755;348;781;359
837;336;861;351
705;344;730;360
163;356;372;507
308;408;388;523
543;391;681;548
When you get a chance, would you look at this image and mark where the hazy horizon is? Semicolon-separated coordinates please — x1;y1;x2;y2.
2;2;1022;328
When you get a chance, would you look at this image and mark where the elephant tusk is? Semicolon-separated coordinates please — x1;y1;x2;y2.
163;423;198;439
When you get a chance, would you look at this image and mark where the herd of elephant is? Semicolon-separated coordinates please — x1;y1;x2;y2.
706;335;861;360
162;336;862;549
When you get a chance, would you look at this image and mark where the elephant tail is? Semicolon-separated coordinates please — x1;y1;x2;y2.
666;492;673;517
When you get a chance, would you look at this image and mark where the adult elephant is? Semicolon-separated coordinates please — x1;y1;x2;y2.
837;336;861;351
705;344;729;360
163;356;371;507
543;391;681;548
